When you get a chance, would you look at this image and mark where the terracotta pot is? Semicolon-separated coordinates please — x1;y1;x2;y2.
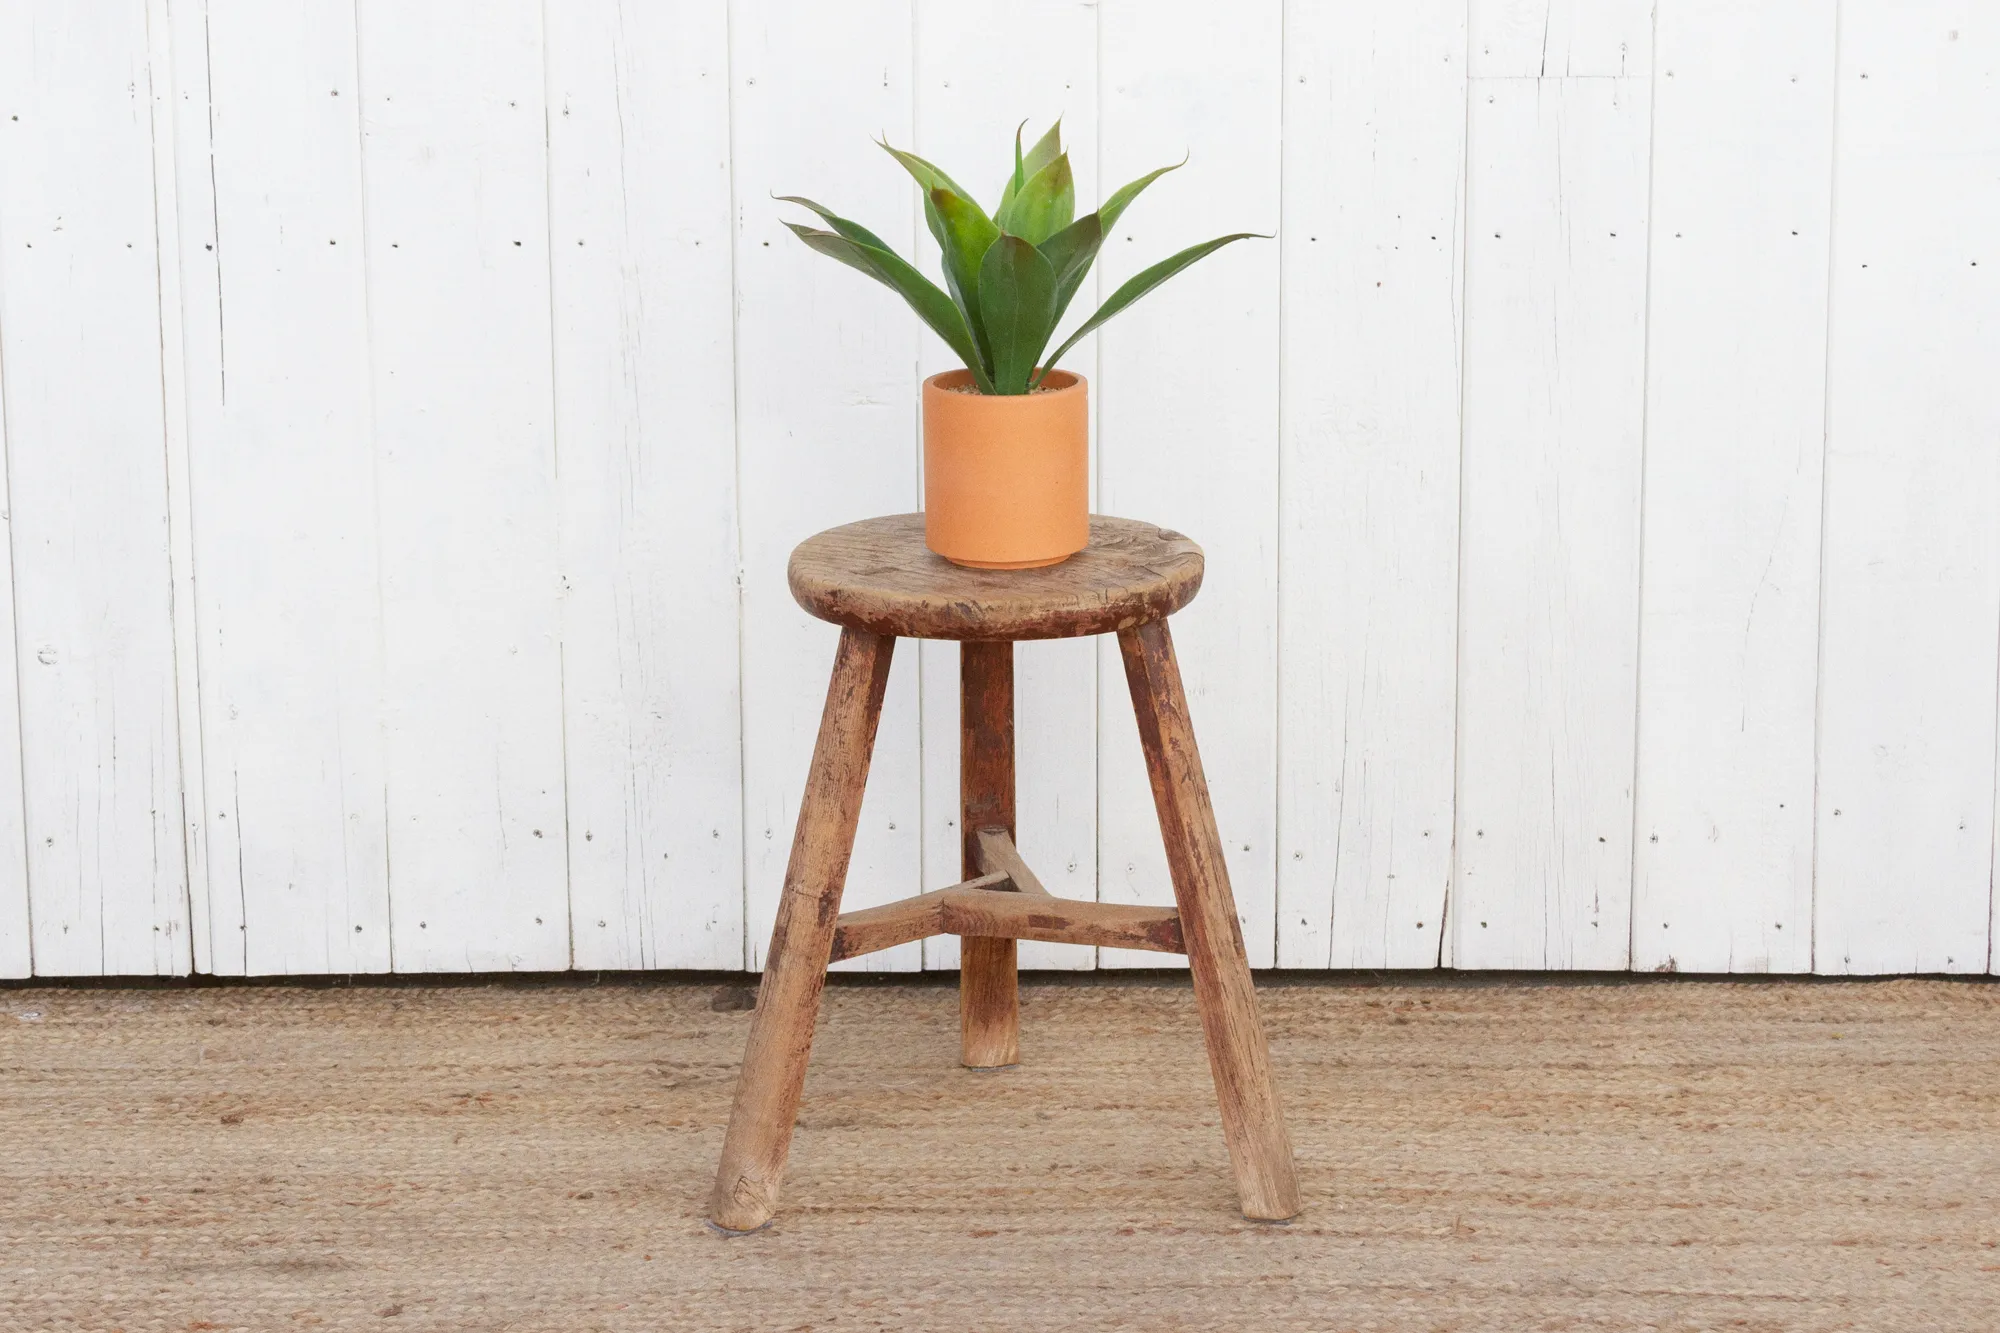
922;368;1088;569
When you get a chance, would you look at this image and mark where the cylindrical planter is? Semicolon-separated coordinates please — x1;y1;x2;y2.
922;368;1089;569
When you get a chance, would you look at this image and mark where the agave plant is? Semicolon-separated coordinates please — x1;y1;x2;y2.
780;121;1258;395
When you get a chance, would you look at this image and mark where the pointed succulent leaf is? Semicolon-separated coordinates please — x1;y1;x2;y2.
877;140;979;207
996;153;1075;246
1036;212;1104;325
775;195;896;253
1022;120;1063;180
977;234;1059;394
1036;232;1262;383
997;119;1028;217
784;221;998;394
1098;157;1186;235
929;187;1002;369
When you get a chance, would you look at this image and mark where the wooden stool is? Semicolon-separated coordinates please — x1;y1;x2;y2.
707;514;1300;1231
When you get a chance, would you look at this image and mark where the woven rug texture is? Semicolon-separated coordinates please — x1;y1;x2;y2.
2;976;1996;1331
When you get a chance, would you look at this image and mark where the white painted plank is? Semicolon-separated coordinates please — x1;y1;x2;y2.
1096;0;1283;968
0;334;27;979
1631;0;1836;976
1453;74;1651;969
146;0;216;977
730;0;925;973
171;0;392;977
914;0;1099;972
1276;0;1465;970
546;0;742;971
1815;1;2000;976
1468;0;1653;79
0;0;192;975
356;0;570;971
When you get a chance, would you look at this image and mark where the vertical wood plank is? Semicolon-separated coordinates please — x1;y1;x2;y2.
545;0;743;970
1276;0;1466;969
0;0;192;975
1631;0;1836;975
1815;0;2000;975
0;340;27;979
146;0;216;978
1453;64;1652;969
913;0;1099;972
175;0;392;977
1468;0;1654;79
731;0;924;973
356;0;570;970
1096;0;1282;968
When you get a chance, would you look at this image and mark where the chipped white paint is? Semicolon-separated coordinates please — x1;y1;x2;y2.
1631;0;1835;975
0;0;1994;977
1276;0;1465;970
1813;0;2000;976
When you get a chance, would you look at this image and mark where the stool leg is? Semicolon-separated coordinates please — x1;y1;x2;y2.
959;640;1019;1068
1118;619;1300;1221
708;628;897;1233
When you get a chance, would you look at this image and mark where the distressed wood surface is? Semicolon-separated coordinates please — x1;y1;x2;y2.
827;874;1183;960
547;0;743;971
358;0;571;972
976;828;1050;897
0;0;190;976
1453;59;1653;970
790;515;1203;642
3;0;1999;979
1630;0;1836;975
1096;0;1282;973
733;0;925;976
943;889;1184;956
1813;1;2000;975
709;629;896;1233
1277;0;1464;970
827;870;1011;964
1120;619;1299;1220
176;0;389;977
959;641;1019;1067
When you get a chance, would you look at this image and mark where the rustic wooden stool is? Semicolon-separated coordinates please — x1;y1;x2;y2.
707;513;1299;1231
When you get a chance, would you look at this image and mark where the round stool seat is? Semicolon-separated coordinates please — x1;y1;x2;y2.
788;513;1203;641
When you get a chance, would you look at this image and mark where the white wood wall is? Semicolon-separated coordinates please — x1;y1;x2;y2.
0;0;1994;978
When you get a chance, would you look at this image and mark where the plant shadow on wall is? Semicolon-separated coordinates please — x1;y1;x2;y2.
778;120;1264;571
779;120;1262;396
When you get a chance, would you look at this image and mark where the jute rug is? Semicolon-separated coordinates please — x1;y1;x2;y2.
3;975;1996;1331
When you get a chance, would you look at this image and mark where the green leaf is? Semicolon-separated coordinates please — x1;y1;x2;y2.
784;221;998;394
1023;120;1063;180
996;152;1075;246
1036;213;1104;326
997;120;1062;218
774;195;896;252
1036;232;1262;384
977;235;1058;394
1098;157;1186;235
876;142;989;257
929;187;1002;370
877;140;979;206
999;120;1028;217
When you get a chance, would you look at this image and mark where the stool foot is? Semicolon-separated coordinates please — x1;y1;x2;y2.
1120;619;1301;1223
706;629;897;1232
960;936;1020;1068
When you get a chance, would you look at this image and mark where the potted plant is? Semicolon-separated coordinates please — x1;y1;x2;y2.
782;121;1258;569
